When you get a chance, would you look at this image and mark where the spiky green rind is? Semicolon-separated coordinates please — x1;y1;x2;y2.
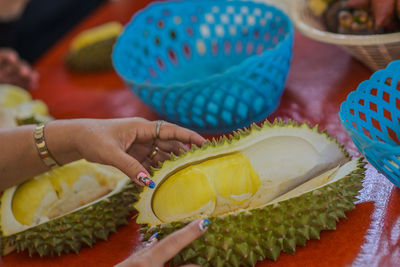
1;182;142;257
65;37;116;72
149;120;351;175
16;116;44;126
141;160;365;266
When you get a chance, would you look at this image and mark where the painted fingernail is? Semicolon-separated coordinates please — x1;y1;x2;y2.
137;172;156;189
198;219;210;231
144;232;158;247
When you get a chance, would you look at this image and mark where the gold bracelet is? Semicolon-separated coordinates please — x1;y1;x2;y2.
33;123;61;169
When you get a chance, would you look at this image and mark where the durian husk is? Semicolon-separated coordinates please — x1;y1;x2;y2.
142;160;364;266
137;121;365;266
65;37;117;72
65;22;122;72
0;174;142;257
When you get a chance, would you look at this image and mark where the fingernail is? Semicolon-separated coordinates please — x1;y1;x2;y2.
144;232;158;247
198;219;210;231
137;172;156;188
148;180;155;189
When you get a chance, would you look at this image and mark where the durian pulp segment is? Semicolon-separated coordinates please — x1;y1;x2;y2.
243;136;333;208
152;153;261;222
143;129;349;225
11;160;123;226
71;22;123;51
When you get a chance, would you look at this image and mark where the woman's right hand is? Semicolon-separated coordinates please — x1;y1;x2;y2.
115;219;210;267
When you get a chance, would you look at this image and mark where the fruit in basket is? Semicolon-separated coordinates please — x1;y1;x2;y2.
308;0;400;34
66;22;123;72
0;160;142;256
136;121;365;266
0;84;52;127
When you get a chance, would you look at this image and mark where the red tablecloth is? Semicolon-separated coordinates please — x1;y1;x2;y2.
1;0;399;266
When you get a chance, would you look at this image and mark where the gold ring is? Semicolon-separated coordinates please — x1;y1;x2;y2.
155;120;164;138
149;147;160;159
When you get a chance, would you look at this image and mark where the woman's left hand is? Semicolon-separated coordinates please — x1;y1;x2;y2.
115;219;209;267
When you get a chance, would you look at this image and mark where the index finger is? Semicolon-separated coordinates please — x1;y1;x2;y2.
159;122;206;147
150;219;209;264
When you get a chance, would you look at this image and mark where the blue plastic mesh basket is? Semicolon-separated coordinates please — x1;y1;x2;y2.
339;60;400;187
112;0;293;133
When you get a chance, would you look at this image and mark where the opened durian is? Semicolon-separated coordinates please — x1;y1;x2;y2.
66;22;123;72
136;121;365;266
0;160;141;257
0;84;52;127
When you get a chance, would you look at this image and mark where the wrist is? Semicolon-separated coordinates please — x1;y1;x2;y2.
45;120;82;165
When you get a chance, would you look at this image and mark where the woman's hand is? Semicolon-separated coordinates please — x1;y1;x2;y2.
0;48;39;89
46;118;206;187
115;219;209;267
0;0;29;20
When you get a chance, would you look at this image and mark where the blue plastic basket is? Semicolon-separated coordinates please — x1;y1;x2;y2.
339;60;400;187
112;0;293;133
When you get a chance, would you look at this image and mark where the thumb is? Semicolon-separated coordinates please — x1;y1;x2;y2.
110;149;154;188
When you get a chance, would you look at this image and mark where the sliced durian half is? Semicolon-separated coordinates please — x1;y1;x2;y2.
0;160;141;257
136;121;365;266
66;22;123;72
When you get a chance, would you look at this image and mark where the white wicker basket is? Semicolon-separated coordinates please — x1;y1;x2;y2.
291;0;400;71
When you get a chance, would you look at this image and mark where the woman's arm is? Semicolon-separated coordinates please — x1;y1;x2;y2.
0;118;205;191
0;121;79;189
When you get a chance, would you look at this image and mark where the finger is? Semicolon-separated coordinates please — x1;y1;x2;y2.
19;61;38;89
29;70;39;89
151;219;209;264
155;139;188;155
2;49;18;63
18;62;32;77
149;149;170;166
109;149;155;188
158;122;206;146
1;60;17;76
141;158;153;173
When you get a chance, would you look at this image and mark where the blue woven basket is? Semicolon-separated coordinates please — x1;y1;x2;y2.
339;60;400;187
112;0;293;133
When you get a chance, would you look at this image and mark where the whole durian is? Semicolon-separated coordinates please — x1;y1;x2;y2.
0;160;142;257
65;22;123;72
136;121;365;266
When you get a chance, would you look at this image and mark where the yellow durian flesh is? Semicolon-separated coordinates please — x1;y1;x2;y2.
11;160;124;228
153;167;216;222
0;84;31;107
153;153;261;222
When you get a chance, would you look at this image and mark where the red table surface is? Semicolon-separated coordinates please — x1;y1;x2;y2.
1;0;400;266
